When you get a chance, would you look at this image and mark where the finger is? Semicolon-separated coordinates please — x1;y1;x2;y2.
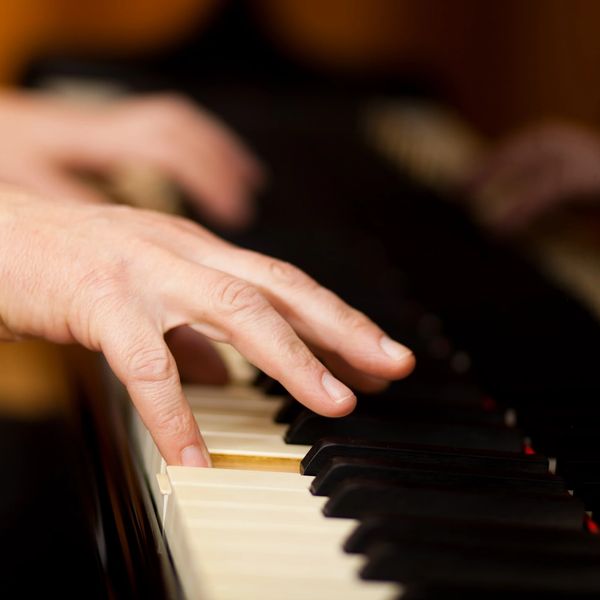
491;174;567;233
315;346;391;394
165;325;229;385
101;314;211;467
196;250;416;381
160;265;357;417
467;131;555;194
186;106;266;187
147;139;257;229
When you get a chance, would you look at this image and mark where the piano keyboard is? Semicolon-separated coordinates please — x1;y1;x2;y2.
133;372;600;599
135;384;398;600
126;83;600;599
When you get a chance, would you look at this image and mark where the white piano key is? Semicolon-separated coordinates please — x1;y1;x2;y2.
202;431;308;460
192;412;290;436
201;572;399;600
173;485;323;509
163;472;400;600
210;342;258;384
186;383;281;408
133;389;404;600
191;552;366;580
167;465;312;490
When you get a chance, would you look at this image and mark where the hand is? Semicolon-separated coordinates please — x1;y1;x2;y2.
0;91;264;228
0;188;415;467
467;123;600;233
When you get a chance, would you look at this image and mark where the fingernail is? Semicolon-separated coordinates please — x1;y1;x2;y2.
181;444;212;468
380;336;413;361
322;372;355;405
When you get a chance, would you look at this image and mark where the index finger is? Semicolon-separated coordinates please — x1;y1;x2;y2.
101;313;211;468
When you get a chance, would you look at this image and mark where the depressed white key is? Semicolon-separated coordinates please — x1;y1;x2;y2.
167;466;313;490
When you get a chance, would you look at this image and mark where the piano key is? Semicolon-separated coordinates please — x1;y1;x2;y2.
324;479;585;529
161;466;399;600
310;456;565;496
277;397;505;425
345;514;600;557
556;458;600;485
285;410;523;451
187;387;283;417
301;437;550;476
361;541;600;594
191;412;290;436
199;573;398;600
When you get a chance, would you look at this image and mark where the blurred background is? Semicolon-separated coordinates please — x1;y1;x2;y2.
0;1;599;596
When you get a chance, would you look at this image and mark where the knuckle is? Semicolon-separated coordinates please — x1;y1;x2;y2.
153;402;191;439
282;337;316;371
336;304;372;333
126;343;175;384
215;277;268;318
268;260;316;290
73;262;129;323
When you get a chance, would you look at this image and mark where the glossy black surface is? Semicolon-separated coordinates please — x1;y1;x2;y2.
0;413;106;598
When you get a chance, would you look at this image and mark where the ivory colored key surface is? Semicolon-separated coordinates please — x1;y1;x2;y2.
188;384;310;470
131;344;401;600
159;466;400;600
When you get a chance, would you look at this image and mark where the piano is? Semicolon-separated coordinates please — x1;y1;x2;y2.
113;83;600;599
4;66;600;598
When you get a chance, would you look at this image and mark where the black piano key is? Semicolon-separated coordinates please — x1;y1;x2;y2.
361;541;600;594
373;378;488;408
395;586;599;600
346;400;505;424
345;514;600;557
285;410;523;451
310;456;565;496
556;458;600;484
519;422;600;457
276;396;504;425
552;458;600;511
301;437;549;476
323;479;584;529
573;483;600;513
253;373;287;396
273;397;304;423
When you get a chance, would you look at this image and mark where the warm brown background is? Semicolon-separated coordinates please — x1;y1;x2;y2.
1;0;597;135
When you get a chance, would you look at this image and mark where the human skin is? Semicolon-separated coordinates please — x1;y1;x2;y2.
0;91;264;229
0;189;415;467
467;123;600;233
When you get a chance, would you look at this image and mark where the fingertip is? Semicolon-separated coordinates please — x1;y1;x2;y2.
379;335;416;379
181;443;212;468
397;350;416;379
379;335;412;362
319;371;357;417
